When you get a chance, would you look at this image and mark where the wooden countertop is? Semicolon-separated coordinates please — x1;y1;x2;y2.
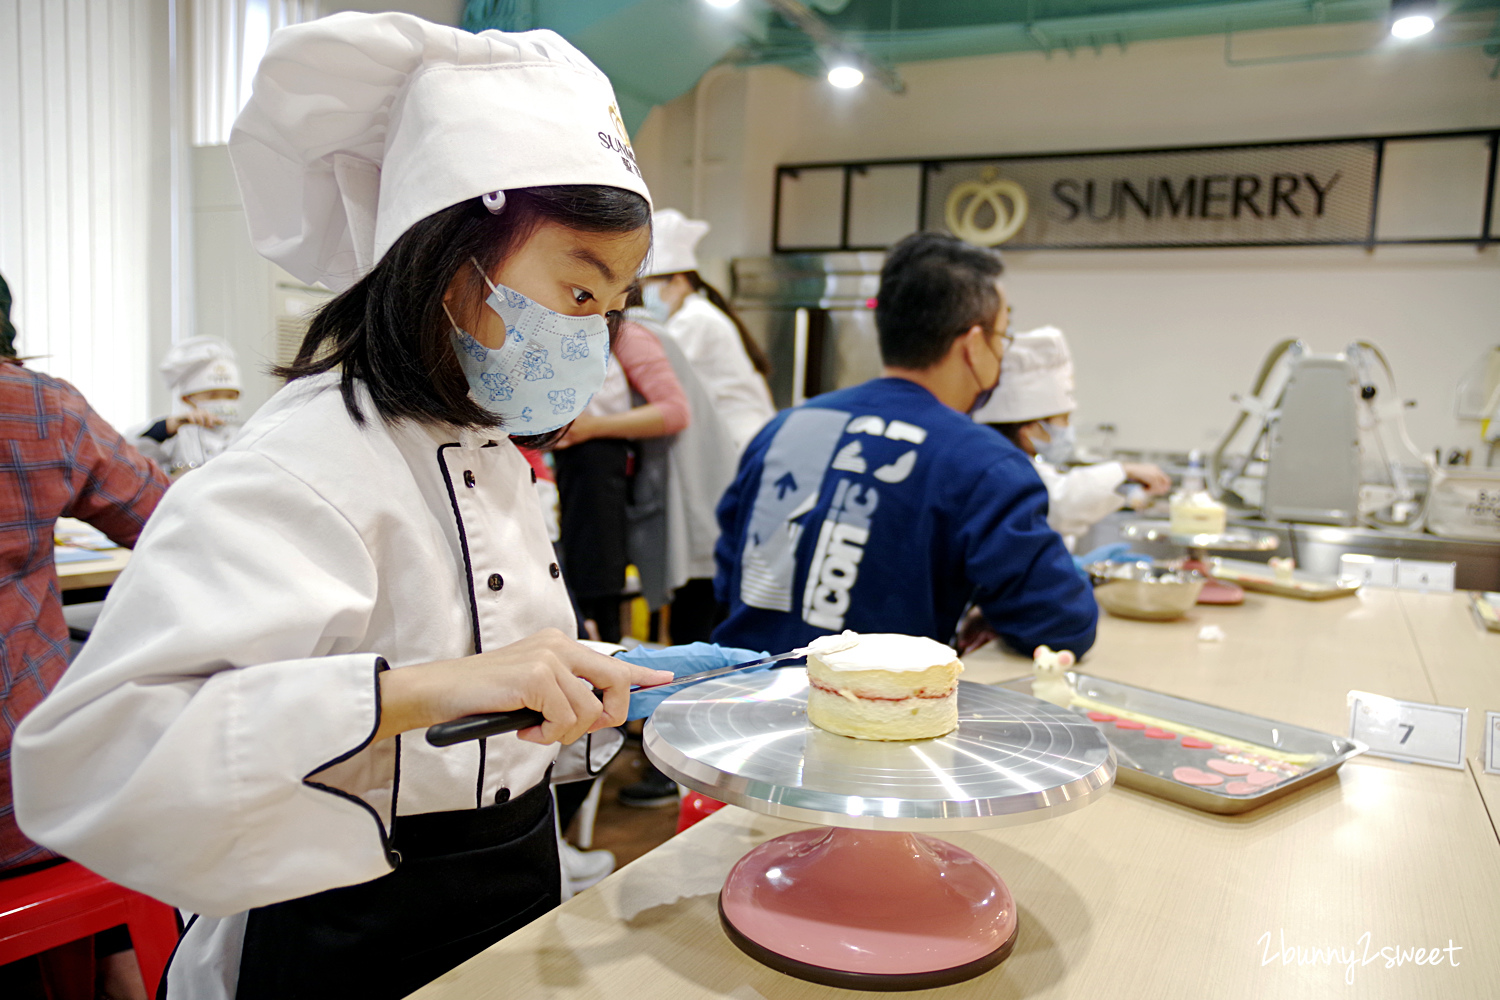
56;547;130;591
1391;590;1500;821
412;589;1500;1000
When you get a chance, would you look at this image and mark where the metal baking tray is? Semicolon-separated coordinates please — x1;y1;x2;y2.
996;673;1365;814
1208;557;1361;601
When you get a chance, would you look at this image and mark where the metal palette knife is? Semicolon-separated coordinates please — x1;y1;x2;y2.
424;637;857;748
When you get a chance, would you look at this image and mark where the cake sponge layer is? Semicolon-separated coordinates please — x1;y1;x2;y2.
805;636;963;741
807;684;959;741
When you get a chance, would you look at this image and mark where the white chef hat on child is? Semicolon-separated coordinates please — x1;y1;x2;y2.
160;337;241;399
228;12;652;292
971;326;1076;424
642;209;709;277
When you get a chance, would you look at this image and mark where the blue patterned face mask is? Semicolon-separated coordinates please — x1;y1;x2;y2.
447;261;611;435
640;281;672;323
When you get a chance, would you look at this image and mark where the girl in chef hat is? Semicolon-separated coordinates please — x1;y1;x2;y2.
12;13;759;1000
972;326;1171;550
639;209;776;450
132;336;244;476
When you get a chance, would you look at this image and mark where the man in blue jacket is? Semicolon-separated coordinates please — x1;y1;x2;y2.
712;232;1097;658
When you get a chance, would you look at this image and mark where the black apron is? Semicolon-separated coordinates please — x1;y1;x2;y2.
232;774;560;1000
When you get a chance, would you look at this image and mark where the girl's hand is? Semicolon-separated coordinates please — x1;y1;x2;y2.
1122;462;1172;495
375;628;672;745
165;408;224;435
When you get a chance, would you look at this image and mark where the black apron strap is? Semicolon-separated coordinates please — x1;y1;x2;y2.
234;774;560;1000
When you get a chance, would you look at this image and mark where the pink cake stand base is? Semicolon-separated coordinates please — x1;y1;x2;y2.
718;826;1017;991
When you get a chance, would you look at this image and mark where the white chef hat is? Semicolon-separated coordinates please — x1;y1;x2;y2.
229;12;652;292
160;337;241;398
971;326;1076;424
642;209;709;277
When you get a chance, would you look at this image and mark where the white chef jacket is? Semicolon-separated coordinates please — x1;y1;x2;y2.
1034;457;1128;551
13;371;574;998
664;292;775;451
130;420;242;476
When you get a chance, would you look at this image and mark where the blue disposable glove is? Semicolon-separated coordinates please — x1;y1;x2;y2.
617;642;769;720
1072;542;1151;577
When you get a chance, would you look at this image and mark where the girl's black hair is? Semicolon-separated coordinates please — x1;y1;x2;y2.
275;185;651;444
986;421;1033;452
664;271;771;378
0;271;18;359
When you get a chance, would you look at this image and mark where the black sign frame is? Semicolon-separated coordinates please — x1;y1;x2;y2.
770;128;1500;253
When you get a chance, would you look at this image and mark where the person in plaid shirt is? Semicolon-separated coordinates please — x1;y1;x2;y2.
0;275;169;874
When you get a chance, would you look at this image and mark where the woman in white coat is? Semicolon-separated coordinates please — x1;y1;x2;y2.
973;327;1171;550
639;209;776;451
10;14;759;1000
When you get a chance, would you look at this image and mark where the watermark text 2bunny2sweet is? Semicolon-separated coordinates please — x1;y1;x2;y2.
1258;929;1462;986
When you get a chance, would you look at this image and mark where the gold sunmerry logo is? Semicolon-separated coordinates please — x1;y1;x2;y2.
599;103;642;179
945;167;1028;246
607;104;632;155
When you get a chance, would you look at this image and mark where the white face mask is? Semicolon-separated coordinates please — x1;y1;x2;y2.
1032;420;1075;465
447;262;611;435
640;282;672;323
197;400;240;424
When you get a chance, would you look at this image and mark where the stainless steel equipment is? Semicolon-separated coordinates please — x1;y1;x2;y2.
1117;520;1282;604
1211;340;1431;529
1090;511;1500;590
732;254;885;407
1206;557;1362;600
645;668;1114;831
1262;352;1362;524
1088;561;1206;620
998;673;1367;815
644;667;1115;990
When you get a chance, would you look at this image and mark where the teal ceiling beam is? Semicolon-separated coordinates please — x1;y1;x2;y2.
465;0;1500;134
465;0;768;132
744;0;1389;68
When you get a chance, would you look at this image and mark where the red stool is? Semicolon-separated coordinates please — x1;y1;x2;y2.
676;790;728;833
0;861;180;997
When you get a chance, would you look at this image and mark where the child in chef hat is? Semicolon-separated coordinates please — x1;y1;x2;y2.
973;326;1170;550
162;336;242;416
11;13;767;1000
131;336;244;476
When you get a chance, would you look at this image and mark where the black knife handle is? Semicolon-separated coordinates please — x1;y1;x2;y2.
425;709;546;747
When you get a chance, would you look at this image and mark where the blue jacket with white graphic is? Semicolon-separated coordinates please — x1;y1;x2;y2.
712;378;1097;657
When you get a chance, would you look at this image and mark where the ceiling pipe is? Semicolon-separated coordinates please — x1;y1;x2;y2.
1223;26;1498;67
762;0;907;93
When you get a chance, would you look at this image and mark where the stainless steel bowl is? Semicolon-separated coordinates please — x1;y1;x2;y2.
1087;561;1205;621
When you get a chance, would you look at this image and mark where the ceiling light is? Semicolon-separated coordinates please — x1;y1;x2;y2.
1389;0;1436;38
827;65;864;88
704;0;740;8
1390;14;1434;38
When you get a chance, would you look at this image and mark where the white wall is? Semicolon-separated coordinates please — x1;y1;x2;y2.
191;144;287;416
634;23;1500;458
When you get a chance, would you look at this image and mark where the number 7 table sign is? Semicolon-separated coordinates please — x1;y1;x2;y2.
1486;712;1500;776
1347;691;1468;770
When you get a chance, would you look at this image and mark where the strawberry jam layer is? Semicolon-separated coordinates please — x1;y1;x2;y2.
810;678;954;702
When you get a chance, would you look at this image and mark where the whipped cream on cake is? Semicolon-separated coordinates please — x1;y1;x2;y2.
804;632;964;741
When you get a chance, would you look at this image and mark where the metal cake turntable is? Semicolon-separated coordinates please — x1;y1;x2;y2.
644;668;1115;991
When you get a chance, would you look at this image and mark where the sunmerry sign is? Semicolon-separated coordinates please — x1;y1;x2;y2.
924;141;1379;249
